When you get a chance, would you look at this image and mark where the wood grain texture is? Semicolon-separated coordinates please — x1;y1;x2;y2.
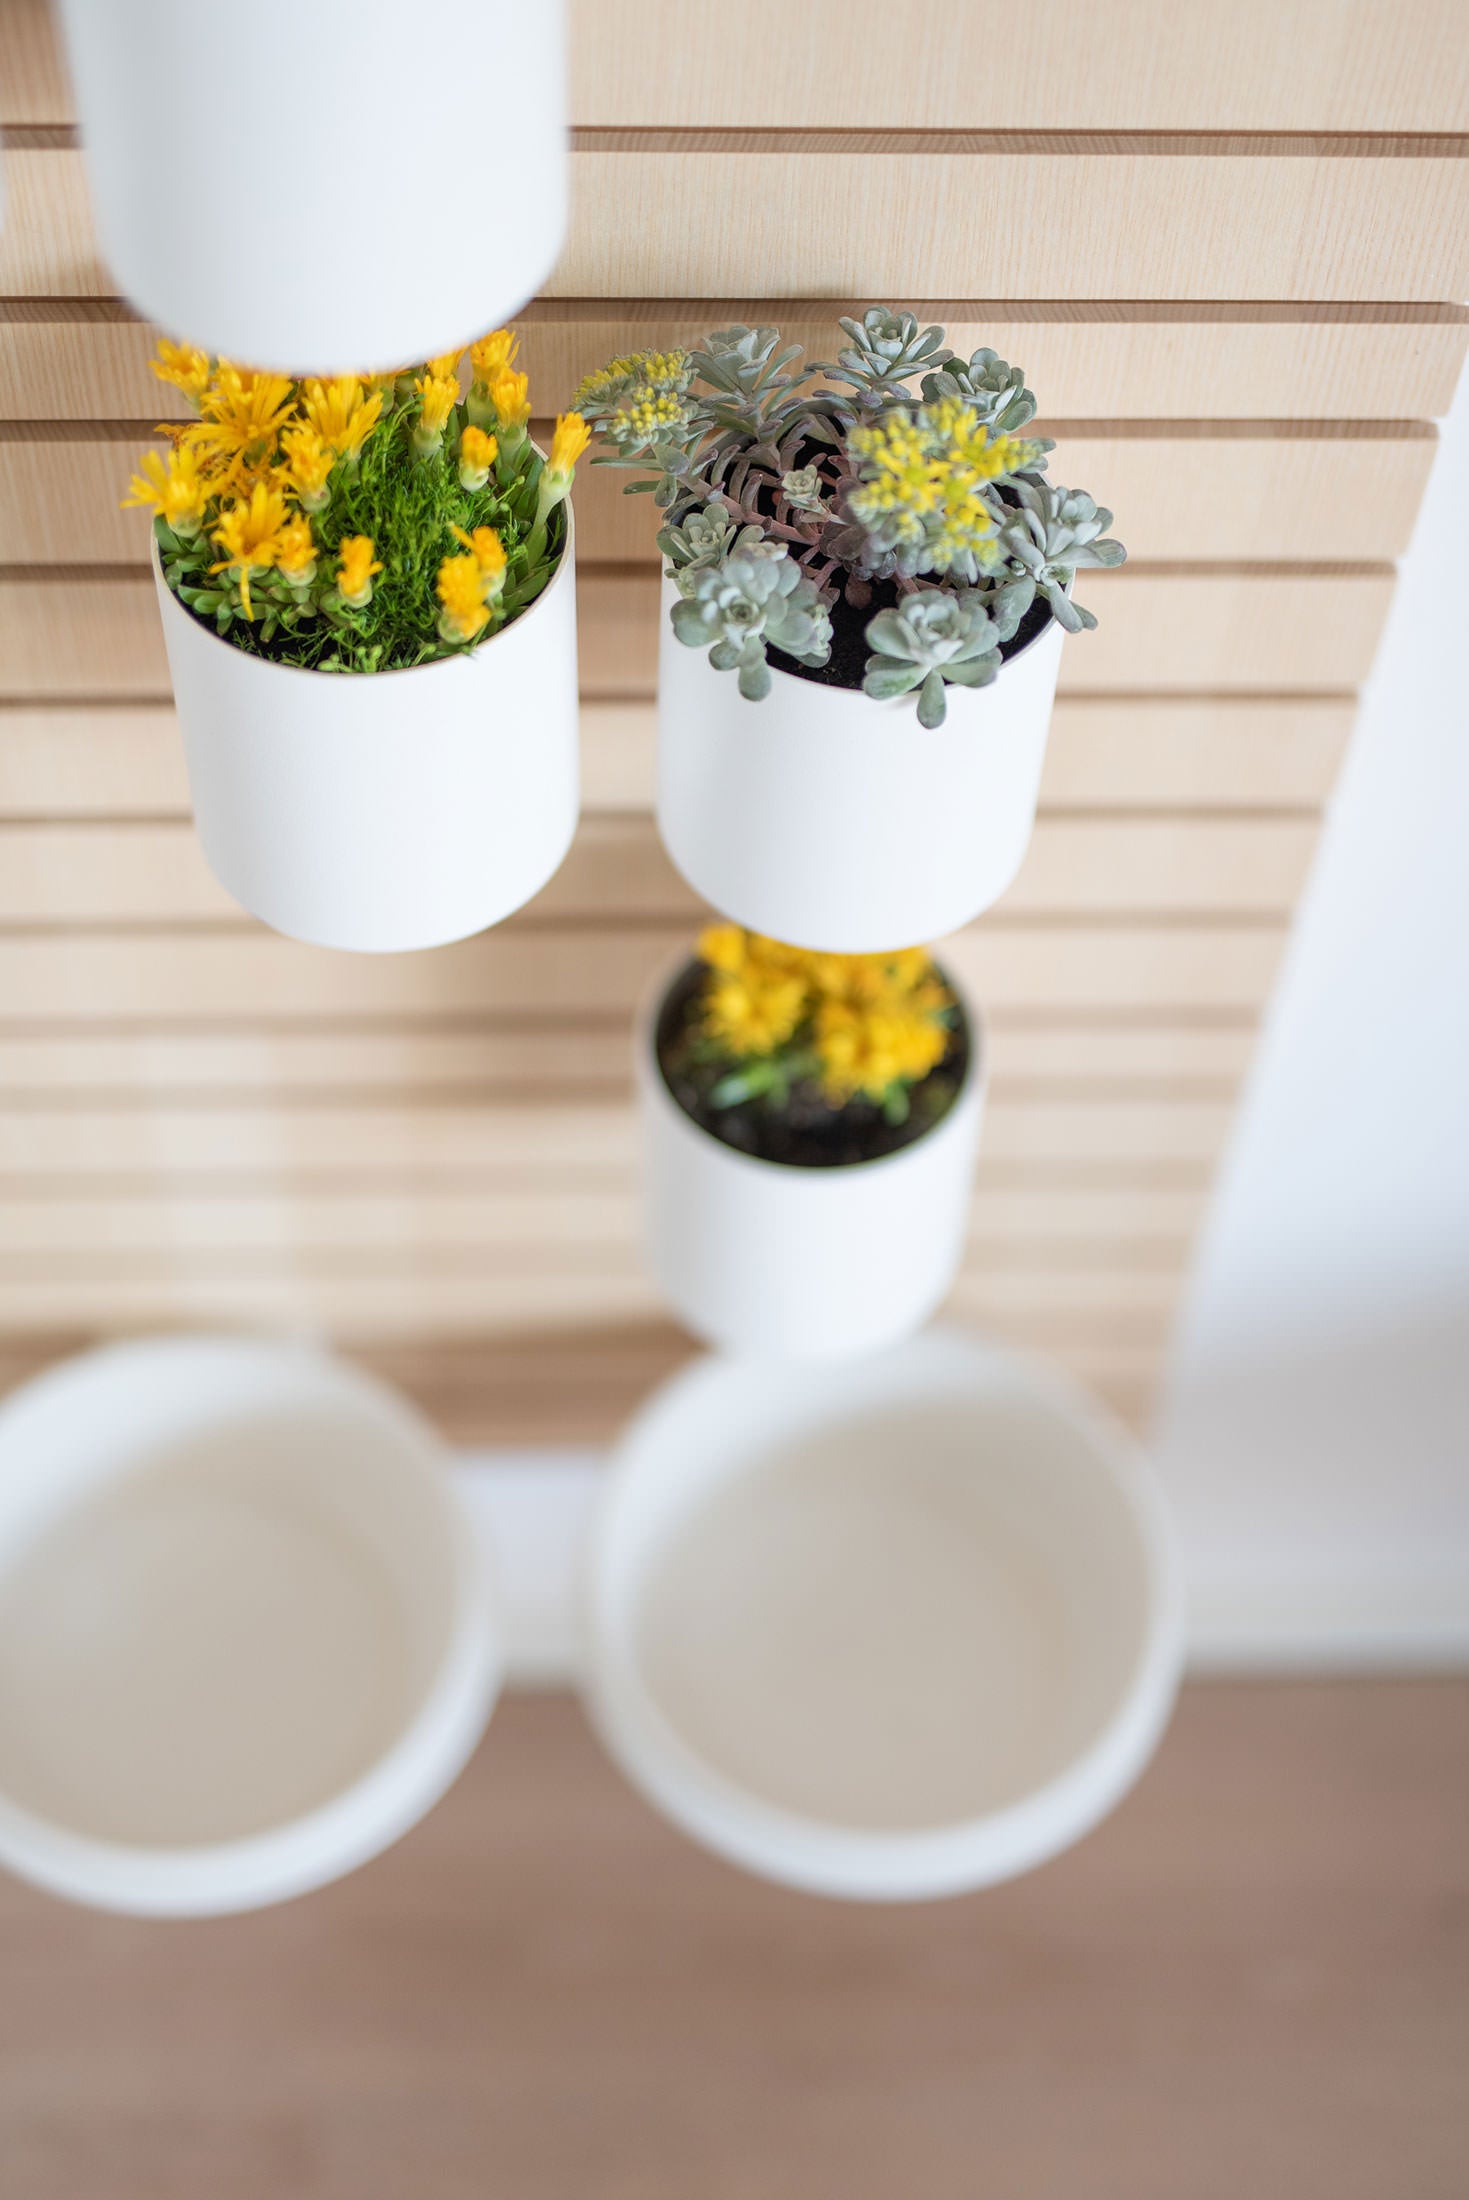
0;567;1398;697
0;697;1356;818
5;302;1465;424
0;923;1290;1018
0;422;1435;567
7;0;1469;128
0;1021;1262;1094
0;1684;1464;2200
0;814;1321;921
6;145;1469;303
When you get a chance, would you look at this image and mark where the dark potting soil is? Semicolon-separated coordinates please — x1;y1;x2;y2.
655;959;972;1170
767;573;1054;693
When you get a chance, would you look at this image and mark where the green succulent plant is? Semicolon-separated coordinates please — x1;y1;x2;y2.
996;480;1126;633
862;592;1005;728
669;547;833;701
574;307;1125;716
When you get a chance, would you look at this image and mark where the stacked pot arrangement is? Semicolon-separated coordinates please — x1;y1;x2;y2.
574;309;1126;1357
126;337;586;952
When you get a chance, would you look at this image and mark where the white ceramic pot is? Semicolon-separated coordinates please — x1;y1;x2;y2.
56;0;567;375
657;581;1065;953
585;1328;1184;1901
0;1337;501;1917
640;959;985;1359
155;526;579;953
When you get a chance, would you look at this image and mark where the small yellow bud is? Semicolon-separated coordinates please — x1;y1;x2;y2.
457;423;498;491
337;534;383;608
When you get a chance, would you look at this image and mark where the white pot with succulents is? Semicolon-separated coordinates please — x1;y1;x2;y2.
578;313;1125;954
639;927;985;1359
129;336;586;953
55;1;567;377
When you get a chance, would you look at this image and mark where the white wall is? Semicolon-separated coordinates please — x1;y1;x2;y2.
1155;357;1469;1666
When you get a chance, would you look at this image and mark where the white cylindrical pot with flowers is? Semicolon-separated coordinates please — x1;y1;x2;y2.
55;1;567;378
130;337;588;953
640;928;985;1360
577;314;1125;955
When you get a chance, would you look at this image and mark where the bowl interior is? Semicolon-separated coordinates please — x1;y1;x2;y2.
0;1348;461;1851
603;1340;1161;1837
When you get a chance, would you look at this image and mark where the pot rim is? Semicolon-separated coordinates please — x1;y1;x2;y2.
151;451;573;687
638;947;986;1181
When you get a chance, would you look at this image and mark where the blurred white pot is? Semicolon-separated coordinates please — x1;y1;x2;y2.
0;1338;501;1917
657;581;1064;952
56;0;567;375
154;525;579;953
585;1329;1184;1901
640;958;985;1359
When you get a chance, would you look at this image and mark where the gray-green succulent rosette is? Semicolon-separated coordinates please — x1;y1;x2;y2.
574;311;1124;726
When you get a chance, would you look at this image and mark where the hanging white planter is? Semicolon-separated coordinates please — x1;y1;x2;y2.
154;523;579;954
657;581;1064;953
639;958;986;1359
584;1329;1185;1902
55;0;567;376
0;1338;501;1917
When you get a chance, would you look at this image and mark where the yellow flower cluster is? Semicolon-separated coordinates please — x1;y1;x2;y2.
126;327;588;662
698;925;954;1106
847;398;1047;576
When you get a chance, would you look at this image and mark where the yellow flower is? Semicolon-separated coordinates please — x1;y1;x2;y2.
488;367;531;432
151;338;212;407
415;371;458;437
209;482;291;618
450;523;507;599
814;995;949;1105
281;422;334;511
698;923;747;976
274;514;317;583
436;552;490;644
300;376;383;461
184;365;296;492
548;411;590;480
121;444;211;536
427;349;462;382
336;534;383;608
704;965;808;1057
470;329;519;386
457;422;498;491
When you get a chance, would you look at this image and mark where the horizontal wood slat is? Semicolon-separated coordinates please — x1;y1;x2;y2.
0;814;1321;922
5;304;1465;424
6;1;1467;133
0;1022;1261;1094
0;697;1356;819
0;1266;1181;1348
5;146;1469;303
0;923;1289;1019
0;423;1436;568
0;1180;1210;1255
0;567;1397;698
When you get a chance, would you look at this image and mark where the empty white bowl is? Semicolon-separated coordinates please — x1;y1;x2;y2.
584;1329;1183;1900
0;1338;500;1915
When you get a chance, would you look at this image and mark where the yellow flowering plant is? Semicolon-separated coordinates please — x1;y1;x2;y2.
659;925;966;1163
575;308;1124;725
125;332;585;675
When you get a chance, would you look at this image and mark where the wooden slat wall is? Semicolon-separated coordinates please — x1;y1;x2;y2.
0;0;1464;1440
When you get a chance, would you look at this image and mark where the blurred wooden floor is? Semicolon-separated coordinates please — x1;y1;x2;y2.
0;1680;1465;2200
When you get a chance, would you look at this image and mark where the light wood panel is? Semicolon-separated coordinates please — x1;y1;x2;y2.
0;567;1398;697
0;697;1357;818
6;301;1466;424
0;814;1321;921
0;1180;1211;1256
7;0;1469;130
0;923;1290;1018
0;1022;1261;1095
0;422;1438;567
6;145;1469;304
